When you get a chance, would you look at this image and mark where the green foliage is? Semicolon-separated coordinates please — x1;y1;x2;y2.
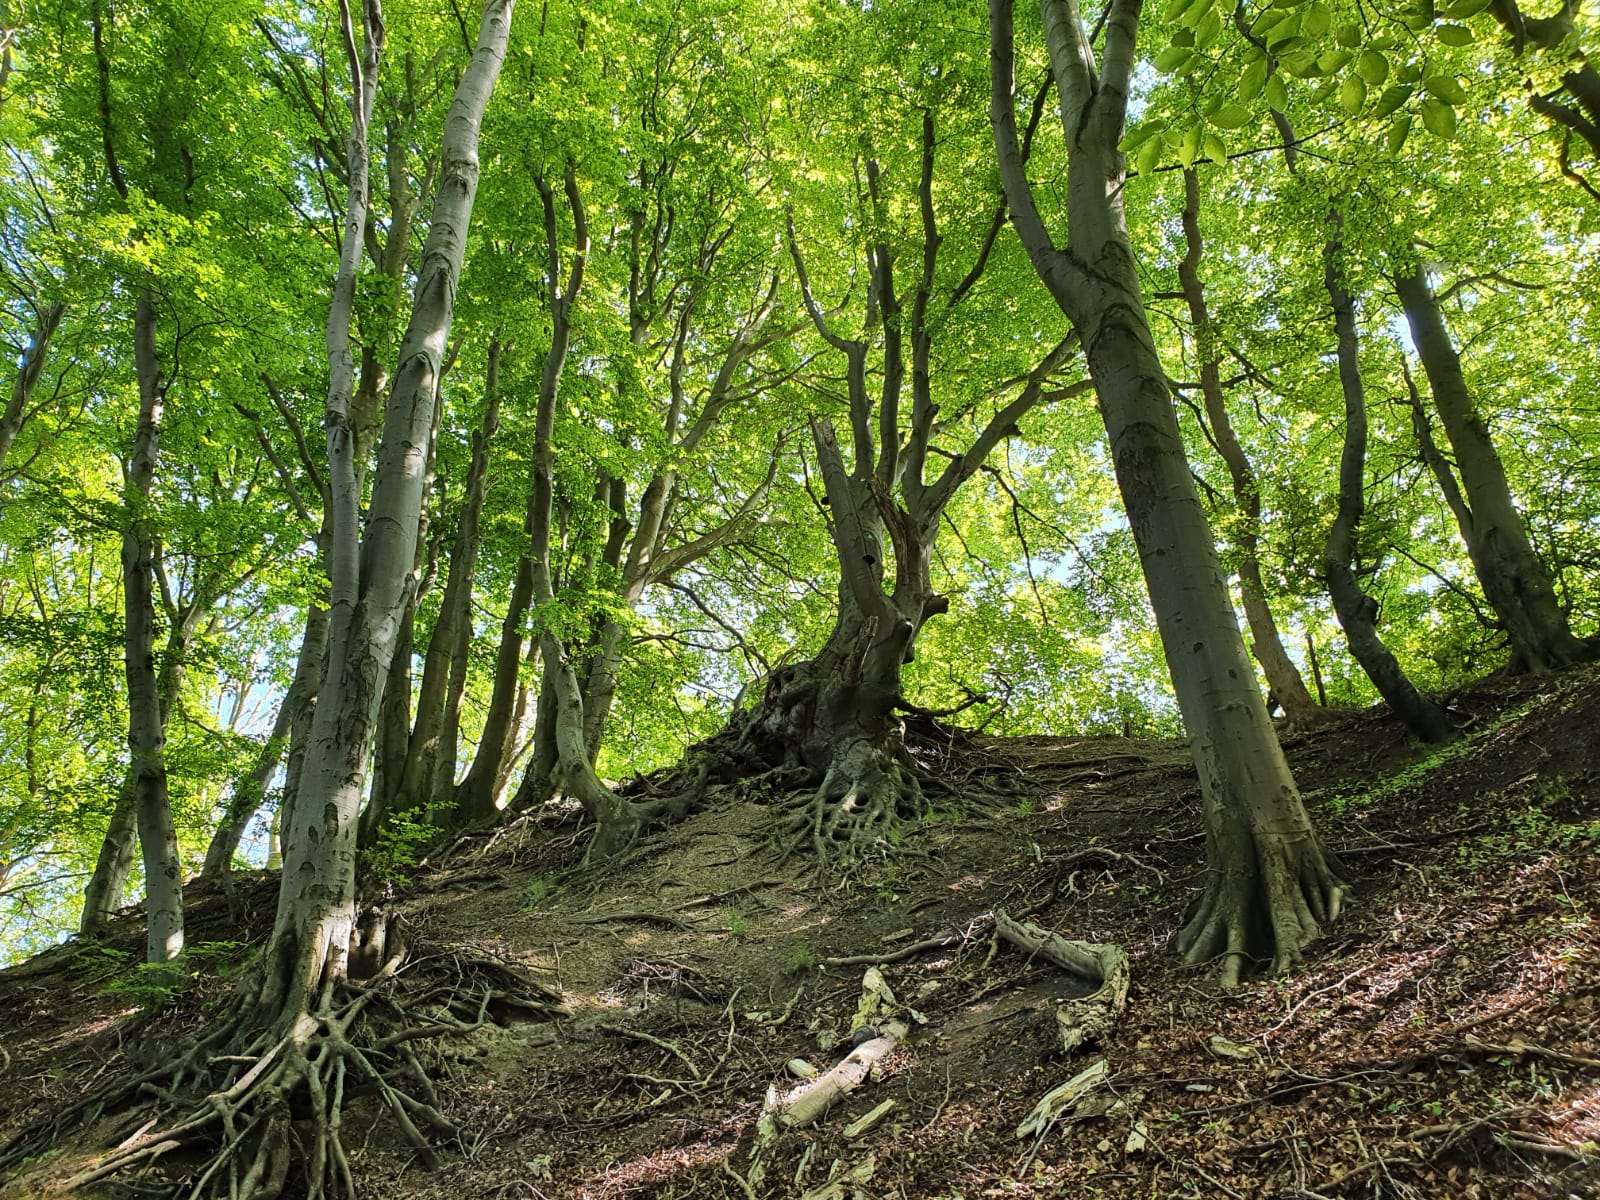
523;875;560;909
362;810;435;887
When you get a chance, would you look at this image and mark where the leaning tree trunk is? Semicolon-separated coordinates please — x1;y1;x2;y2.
199;694;291;880
991;0;1345;985
0;299;65;477
1177;169;1322;726
1322;233;1455;743
1393;265;1589;672
257;0;510;1029
79;779;138;934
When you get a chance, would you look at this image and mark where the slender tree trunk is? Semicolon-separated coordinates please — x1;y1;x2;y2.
200;696;292;879
80;780;138;933
256;0;510;1028
1393;265;1588;672
455;540;535;824
991;0;1344;984
124;289;184;965
395;351;500;820
1321;233;1455;742
1177;169;1321;725
0;300;65;477
506;652;559;813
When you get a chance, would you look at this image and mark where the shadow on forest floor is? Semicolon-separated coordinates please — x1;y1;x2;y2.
2;666;1598;1199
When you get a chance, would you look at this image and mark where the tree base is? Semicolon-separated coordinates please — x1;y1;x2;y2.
1;920;564;1199
1174;828;1347;988
780;737;924;862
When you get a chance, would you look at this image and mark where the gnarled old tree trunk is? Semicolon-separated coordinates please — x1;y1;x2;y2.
992;0;1345;984
1393;264;1591;673
737;418;941;858
712;121;1076;863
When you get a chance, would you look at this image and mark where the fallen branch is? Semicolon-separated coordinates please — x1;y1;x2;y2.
778;1020;907;1128
994;909;1129;1052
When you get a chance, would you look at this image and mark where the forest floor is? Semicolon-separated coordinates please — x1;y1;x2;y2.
2;667;1598;1199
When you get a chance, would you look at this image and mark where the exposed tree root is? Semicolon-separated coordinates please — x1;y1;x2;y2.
1174;827;1347;988
1;931;561;1199
780;738;925;861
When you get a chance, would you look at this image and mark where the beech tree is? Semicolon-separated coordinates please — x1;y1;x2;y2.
991;0;1346;982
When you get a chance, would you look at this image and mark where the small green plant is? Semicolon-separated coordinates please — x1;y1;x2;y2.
786;944;817;973
1016;796;1035;816
726;908;750;939
524;874;560;908
101;960;189;1012
362;806;434;885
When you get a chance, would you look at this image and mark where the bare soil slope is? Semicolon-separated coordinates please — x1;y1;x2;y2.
3;667;1598;1199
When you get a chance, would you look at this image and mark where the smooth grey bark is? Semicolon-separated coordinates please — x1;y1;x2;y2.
80;781;138;934
991;0;1343;984
1393;265;1589;672
1177;170;1322;726
1321;238;1454;743
124;289;184;965
256;0;510;1027
388;346;500;825
0;300;65;478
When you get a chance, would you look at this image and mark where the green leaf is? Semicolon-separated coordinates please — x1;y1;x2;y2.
1442;0;1492;14
1334;23;1364;47
1180;124;1202;168
1282;52;1322;78
1339;74;1367;114
1179;0;1214;24
1162;0;1199;22
1172;27;1197;46
1318;49;1353;73
1237;58;1270;104
1435;22;1474;43
1304;2;1332;36
1357;49;1390;85
1118;123;1161;152
1154;45;1195;72
1420;96;1458;137
1265;73;1290;109
1374;83;1414;118
1210;103;1253;129
1386;113;1413;153
1136;136;1163;176
1194;6;1224;47
1203;131;1227;164
1251;9;1289;34
1423;74;1468;104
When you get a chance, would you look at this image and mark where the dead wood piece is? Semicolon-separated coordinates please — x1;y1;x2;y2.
796;1151;878;1200
843;1098;896;1139
779;1021;907;1128
1015;1057;1109;1138
993;909;1129;1053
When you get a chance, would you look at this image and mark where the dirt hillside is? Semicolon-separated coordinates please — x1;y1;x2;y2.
2;667;1597;1199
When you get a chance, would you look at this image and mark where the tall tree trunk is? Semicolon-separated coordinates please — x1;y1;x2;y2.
255;0;510;1029
1393;265;1589;672
125;289;184;965
0;300;65;477
1321;234;1455;742
991;0;1344;985
520;166;661;857
1177;169;1322;725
